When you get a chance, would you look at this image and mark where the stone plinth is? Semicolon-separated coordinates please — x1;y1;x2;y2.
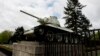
12;41;44;56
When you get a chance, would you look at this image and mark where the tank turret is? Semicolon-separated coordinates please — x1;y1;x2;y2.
20;10;60;27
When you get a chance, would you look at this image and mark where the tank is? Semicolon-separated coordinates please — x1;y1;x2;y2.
20;10;60;27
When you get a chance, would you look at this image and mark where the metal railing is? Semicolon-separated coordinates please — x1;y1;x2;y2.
43;29;100;56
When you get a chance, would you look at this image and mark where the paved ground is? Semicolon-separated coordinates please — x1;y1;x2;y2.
0;52;6;56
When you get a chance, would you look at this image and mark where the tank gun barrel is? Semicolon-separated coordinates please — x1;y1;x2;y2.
20;10;40;20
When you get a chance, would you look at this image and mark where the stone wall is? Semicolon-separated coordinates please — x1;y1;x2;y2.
12;41;45;56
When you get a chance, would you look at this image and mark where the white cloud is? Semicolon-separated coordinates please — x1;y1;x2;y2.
0;0;67;32
0;0;99;32
80;0;100;29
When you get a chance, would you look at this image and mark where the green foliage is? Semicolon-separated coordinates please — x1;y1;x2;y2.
64;0;92;32
0;30;13;44
8;27;26;43
91;32;100;40
13;27;24;41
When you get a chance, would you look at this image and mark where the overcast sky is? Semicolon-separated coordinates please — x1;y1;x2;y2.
0;0;99;32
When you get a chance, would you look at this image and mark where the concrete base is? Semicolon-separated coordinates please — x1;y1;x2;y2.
12;41;44;56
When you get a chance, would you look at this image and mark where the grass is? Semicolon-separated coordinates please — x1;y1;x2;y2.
0;44;12;52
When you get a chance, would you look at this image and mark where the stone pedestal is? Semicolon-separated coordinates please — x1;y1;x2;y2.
12;41;44;56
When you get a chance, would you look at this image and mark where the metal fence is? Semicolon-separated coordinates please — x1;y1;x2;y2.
43;29;100;56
